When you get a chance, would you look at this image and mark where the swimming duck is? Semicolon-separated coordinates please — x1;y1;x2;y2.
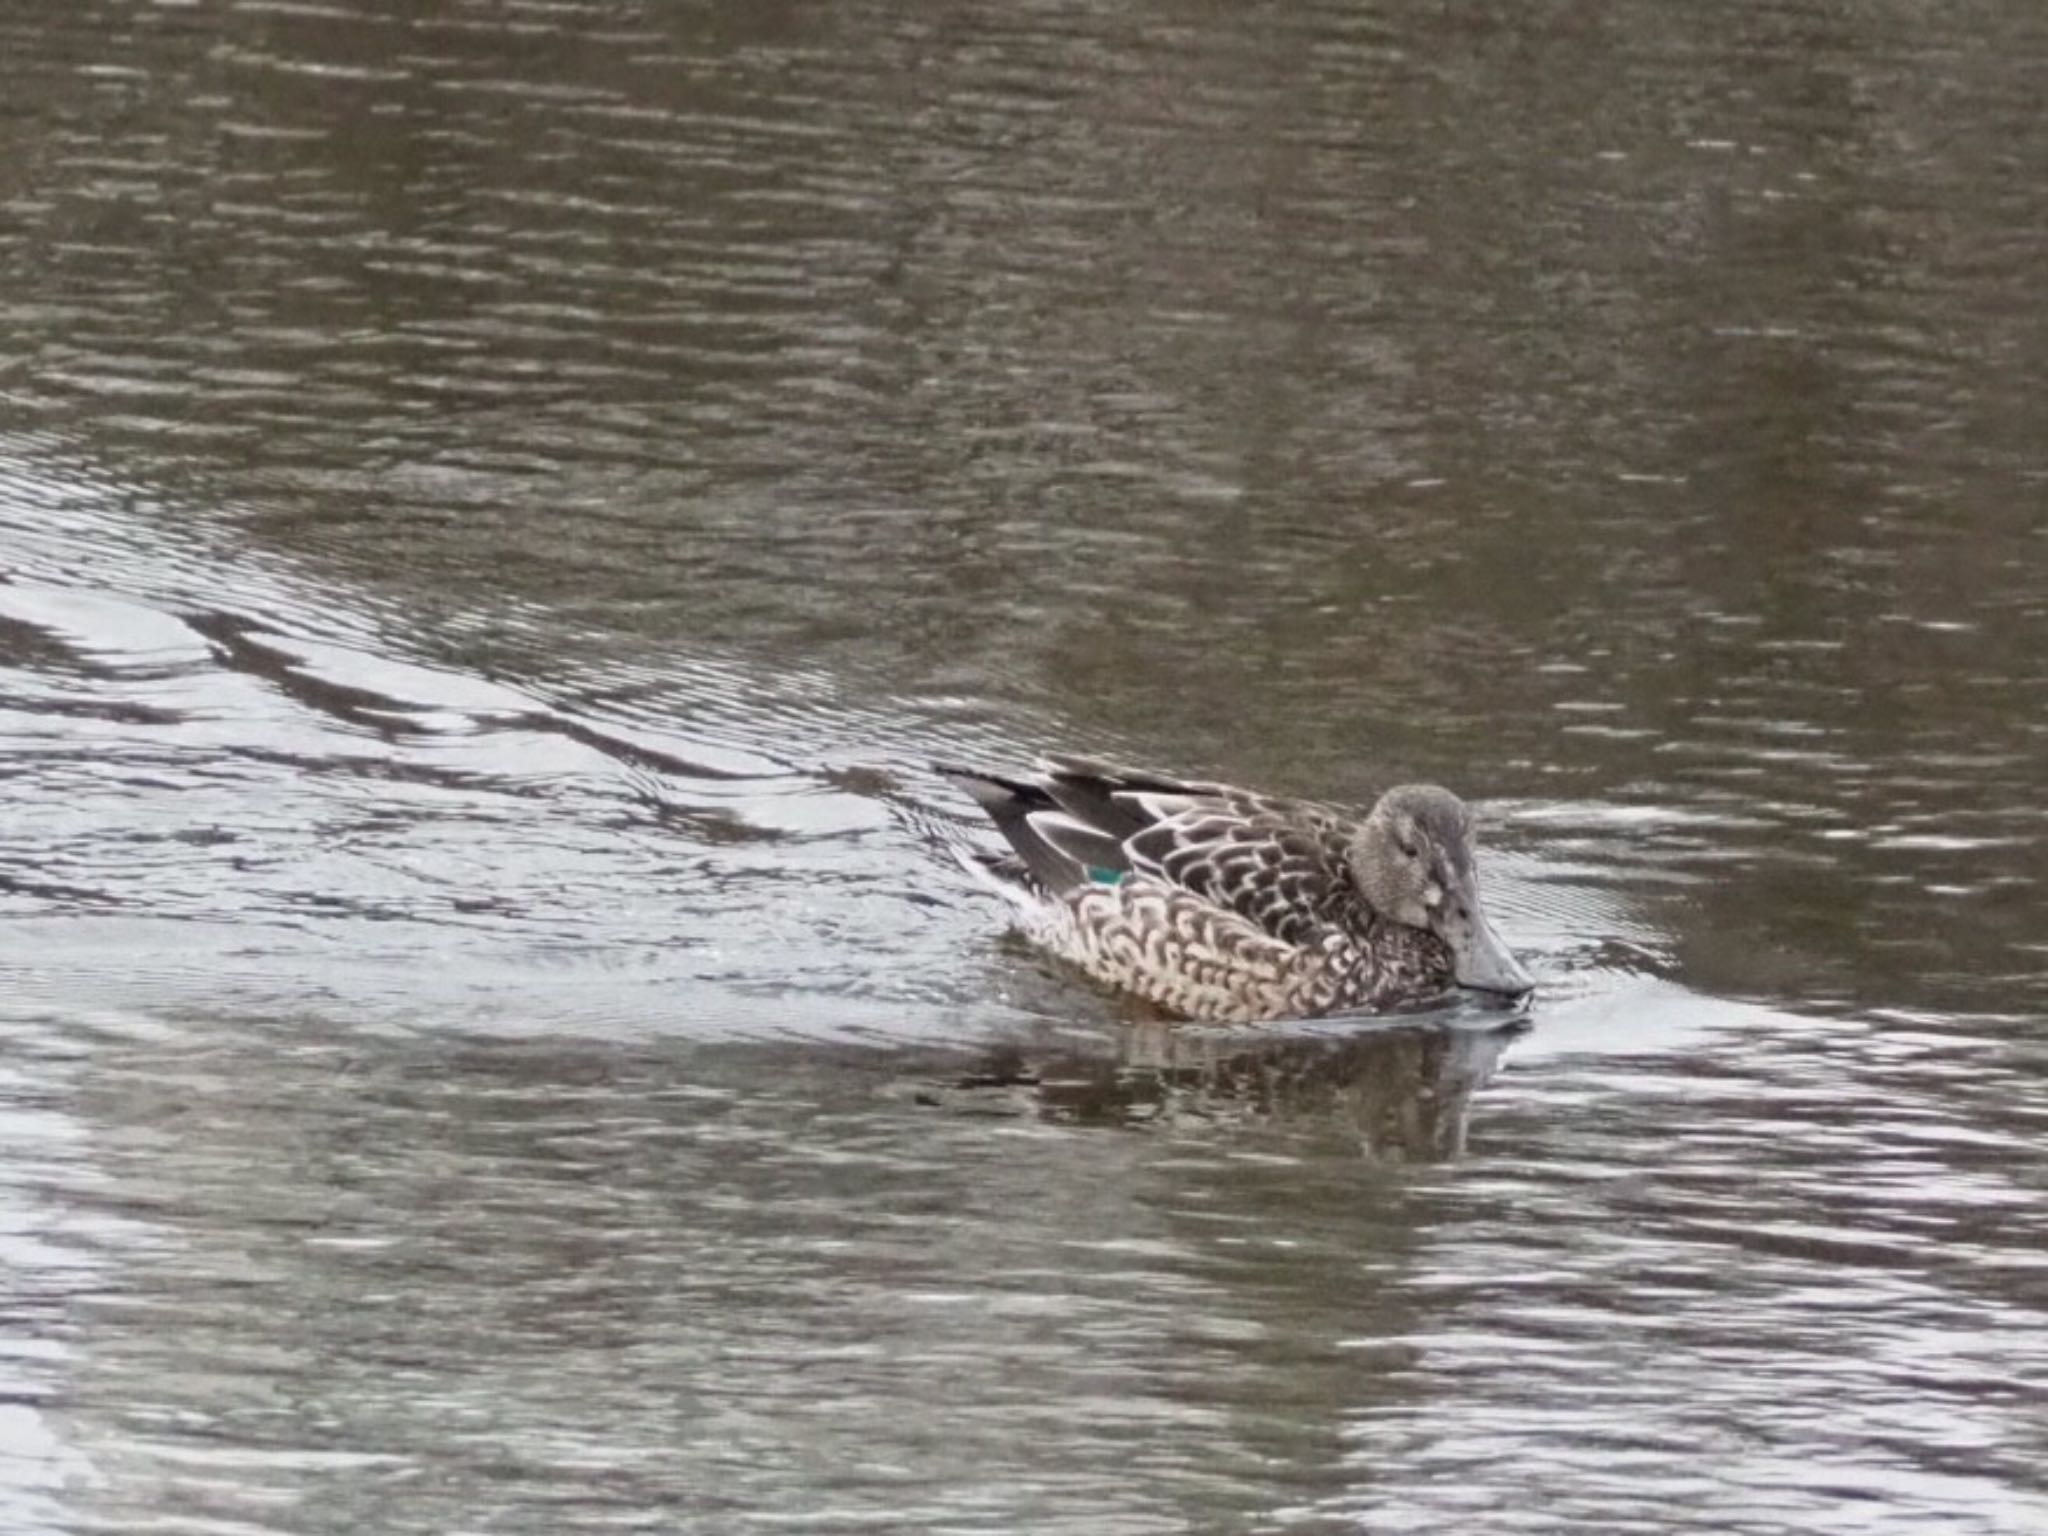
940;756;1534;1023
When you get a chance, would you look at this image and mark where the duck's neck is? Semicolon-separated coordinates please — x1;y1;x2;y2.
1355;907;1455;1003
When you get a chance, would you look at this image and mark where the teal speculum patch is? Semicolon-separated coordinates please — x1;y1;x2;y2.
1086;866;1125;885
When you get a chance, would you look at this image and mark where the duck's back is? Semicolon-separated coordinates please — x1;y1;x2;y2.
1029;757;1365;934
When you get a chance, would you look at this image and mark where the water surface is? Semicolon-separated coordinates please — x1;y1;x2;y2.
1;1;2044;1531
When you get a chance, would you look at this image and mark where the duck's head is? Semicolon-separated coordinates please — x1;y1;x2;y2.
1348;785;1535;999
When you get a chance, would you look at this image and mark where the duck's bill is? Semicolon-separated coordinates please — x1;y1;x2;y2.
1449;907;1536;998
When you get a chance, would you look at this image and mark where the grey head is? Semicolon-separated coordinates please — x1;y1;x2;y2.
1347;784;1535;998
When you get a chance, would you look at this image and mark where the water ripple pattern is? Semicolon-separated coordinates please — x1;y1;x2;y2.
0;0;2044;1533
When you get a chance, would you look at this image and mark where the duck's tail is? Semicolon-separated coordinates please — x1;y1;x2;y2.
932;763;1062;903
934;761;1132;899
947;841;1045;912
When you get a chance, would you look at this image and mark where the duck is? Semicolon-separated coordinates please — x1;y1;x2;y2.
939;755;1534;1023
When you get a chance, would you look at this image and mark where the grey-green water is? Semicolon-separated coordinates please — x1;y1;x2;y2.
1;1;2044;1531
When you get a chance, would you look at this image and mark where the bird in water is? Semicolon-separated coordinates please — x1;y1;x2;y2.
939;755;1534;1023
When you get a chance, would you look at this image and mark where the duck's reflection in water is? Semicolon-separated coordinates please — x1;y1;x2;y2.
921;1008;1530;1160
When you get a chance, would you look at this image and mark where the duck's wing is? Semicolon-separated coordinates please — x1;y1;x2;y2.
1122;806;1358;947
1036;757;1364;947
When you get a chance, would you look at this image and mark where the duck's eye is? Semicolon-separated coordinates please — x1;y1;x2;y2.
1396;840;1420;861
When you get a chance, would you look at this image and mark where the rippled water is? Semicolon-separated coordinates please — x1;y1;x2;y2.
2;0;2045;1531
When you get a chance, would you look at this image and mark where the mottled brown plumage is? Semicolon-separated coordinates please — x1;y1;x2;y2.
940;756;1534;1023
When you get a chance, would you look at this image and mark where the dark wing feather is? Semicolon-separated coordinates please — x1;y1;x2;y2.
1036;755;1219;841
1038;755;1350;838
1026;809;1129;878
